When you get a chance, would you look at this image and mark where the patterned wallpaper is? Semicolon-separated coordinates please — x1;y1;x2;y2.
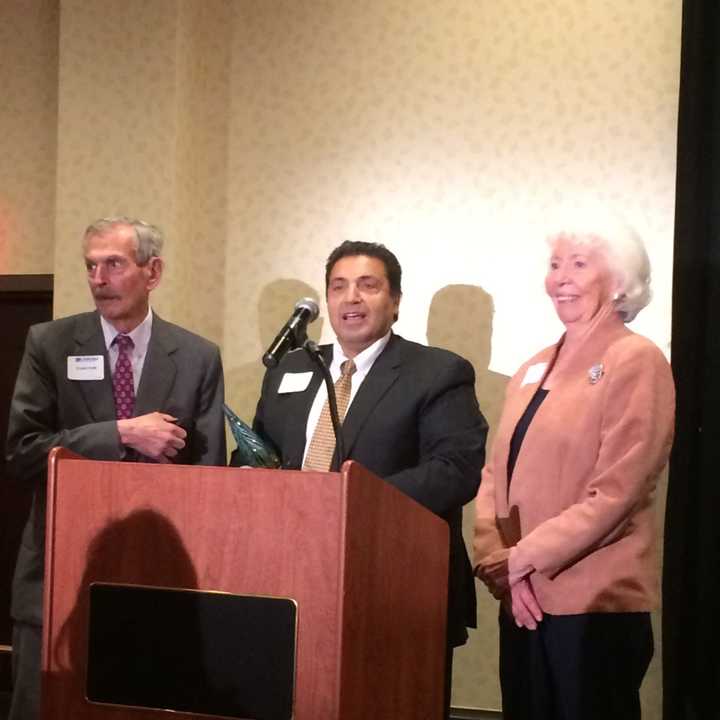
166;0;233;346
0;0;58;275
2;0;681;715
52;0;180;318
51;0;234;346
223;4;680;710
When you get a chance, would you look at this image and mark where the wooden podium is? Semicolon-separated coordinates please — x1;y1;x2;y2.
41;448;449;720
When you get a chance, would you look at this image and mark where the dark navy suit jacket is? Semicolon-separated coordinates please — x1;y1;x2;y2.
253;333;487;646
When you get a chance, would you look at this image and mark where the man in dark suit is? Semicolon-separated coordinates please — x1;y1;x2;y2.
253;241;487;716
5;217;226;720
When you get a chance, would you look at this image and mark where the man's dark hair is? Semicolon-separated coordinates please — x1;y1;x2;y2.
325;241;402;298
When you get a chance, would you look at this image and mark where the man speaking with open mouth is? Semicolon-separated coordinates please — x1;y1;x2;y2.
252;239;488;719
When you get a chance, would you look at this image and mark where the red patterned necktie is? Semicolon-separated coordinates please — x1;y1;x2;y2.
112;334;135;419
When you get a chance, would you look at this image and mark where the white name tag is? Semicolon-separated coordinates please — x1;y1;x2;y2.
521;362;547;387
67;355;105;381
278;371;313;394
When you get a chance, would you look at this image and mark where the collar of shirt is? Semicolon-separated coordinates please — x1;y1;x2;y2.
329;330;392;384
100;309;154;392
302;331;392;466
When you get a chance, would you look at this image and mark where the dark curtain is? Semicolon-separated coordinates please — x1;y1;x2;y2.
664;2;720;718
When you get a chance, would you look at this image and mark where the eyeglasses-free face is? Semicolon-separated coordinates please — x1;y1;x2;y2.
84;224;162;333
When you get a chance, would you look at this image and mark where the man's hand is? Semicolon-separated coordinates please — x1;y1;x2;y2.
117;412;187;463
508;578;543;630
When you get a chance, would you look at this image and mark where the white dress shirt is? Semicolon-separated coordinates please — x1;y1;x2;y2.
302;331;391;466
100;308;153;393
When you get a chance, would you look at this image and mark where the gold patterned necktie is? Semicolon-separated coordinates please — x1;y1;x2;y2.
303;359;357;471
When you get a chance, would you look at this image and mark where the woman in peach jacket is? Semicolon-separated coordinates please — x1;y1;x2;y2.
474;215;675;720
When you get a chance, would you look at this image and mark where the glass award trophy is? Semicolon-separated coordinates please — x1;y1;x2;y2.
224;404;281;468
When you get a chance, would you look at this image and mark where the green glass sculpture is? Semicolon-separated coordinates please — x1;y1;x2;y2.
224;404;281;468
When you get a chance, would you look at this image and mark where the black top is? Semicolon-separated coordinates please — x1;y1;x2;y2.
507;388;549;486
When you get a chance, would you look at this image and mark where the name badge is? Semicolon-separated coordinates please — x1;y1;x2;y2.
278;371;313;394
67;355;105;381
521;362;547;387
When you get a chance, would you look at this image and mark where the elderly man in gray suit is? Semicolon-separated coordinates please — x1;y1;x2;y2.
5;217;227;720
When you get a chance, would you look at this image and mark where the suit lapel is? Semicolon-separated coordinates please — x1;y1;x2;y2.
494;317;630;504
503;354;555;435
73;313;116;422
134;315;178;416
339;335;401;462
282;348;328;468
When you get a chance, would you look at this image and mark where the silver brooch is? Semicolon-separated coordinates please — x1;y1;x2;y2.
588;363;604;384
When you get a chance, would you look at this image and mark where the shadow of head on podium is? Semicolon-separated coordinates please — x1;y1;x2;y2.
54;509;198;675
50;508;292;719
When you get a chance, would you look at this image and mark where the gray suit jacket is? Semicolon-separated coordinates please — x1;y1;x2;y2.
5;311;226;625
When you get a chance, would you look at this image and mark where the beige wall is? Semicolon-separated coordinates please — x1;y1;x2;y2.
0;0;58;274
1;1;681;715
50;0;235;345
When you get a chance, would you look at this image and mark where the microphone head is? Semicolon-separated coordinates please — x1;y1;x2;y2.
295;297;319;322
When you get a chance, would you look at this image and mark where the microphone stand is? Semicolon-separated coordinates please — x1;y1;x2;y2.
303;339;345;469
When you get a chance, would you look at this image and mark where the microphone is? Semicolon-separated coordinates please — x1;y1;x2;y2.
262;297;319;369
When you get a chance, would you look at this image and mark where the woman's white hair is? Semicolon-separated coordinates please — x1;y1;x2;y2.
545;203;652;322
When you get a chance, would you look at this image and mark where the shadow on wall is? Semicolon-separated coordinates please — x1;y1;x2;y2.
427;284;509;711
426;284;508;439
226;279;324;424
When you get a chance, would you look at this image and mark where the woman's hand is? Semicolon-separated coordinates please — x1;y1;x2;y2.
508;578;543;630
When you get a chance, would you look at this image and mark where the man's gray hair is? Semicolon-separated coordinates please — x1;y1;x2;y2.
546;204;652;323
83;216;164;264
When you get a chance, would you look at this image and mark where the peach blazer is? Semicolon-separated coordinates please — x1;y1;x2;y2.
474;317;675;614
